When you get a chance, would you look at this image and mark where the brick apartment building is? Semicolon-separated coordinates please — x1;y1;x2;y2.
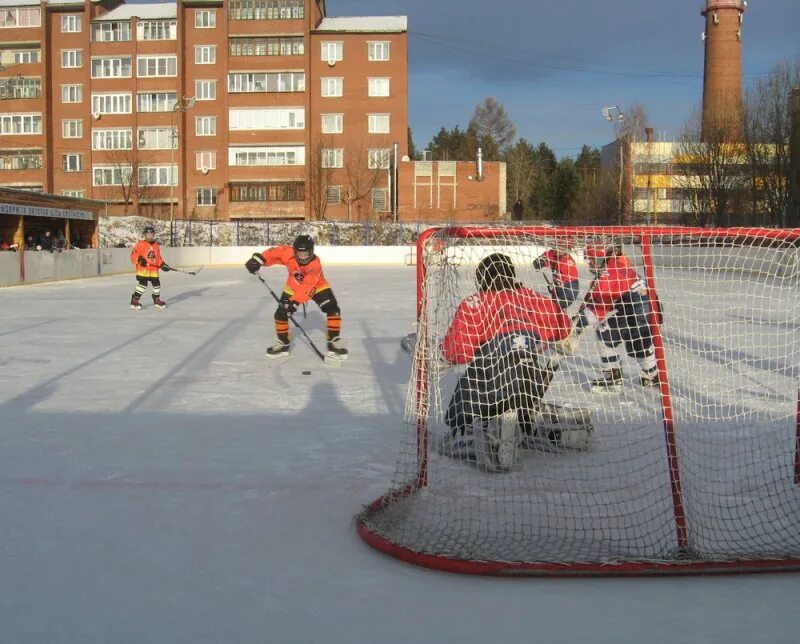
0;0;505;223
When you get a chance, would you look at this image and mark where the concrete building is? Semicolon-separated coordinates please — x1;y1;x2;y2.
0;0;419;221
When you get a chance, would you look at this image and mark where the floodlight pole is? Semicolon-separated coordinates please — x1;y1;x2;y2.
603;106;625;225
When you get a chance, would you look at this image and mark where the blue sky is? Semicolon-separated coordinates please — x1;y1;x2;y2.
331;0;800;157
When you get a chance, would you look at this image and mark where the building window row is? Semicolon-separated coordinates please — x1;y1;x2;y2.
62;189;85;198
196;187;216;206
0;7;41;28
195;10;216;28
138;127;176;150
61;15;81;33
87;20;177;42
321;148;391;169
195;80;216;101
137;55;178;77
196;151;216;171
0;113;42;135
323;185;388;212
228;72;304;93
229;36;303;57
321;77;391;98
196;116;217;136
0;77;41;99
62;84;82;103
92;128;133;150
93;165;131;186
228;145;304;166
229;108;304;131
139;165;178;187
92;93;132;115
62;153;82;172
319;113;391;134
62;119;83;138
230;181;304;202
138;20;177;41
1;48;40;65
229;0;304;21
320;41;391;62
137;92;177;113
92;21;131;42
0;149;42;170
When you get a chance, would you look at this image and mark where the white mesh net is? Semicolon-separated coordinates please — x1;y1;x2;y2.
358;226;800;572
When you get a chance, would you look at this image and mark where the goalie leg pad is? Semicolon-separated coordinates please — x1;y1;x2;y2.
522;403;594;451
474;411;520;472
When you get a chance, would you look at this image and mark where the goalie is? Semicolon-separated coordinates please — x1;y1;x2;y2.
438;253;591;472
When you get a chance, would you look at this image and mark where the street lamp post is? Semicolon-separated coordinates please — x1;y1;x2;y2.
603;106;625;225
170;96;195;246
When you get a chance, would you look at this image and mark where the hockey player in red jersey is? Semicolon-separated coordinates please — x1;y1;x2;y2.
245;234;346;359
579;243;658;390
532;244;580;310
440;253;586;469
129;226;171;310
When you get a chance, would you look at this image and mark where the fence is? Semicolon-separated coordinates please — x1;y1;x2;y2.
99;217;502;248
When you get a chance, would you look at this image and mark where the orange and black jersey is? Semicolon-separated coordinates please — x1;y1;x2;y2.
257;245;330;304
130;240;165;278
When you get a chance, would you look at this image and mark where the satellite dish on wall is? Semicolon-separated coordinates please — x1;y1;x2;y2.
92;112;102;120
201;166;209;175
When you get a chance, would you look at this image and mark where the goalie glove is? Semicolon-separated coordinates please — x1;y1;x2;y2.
532;255;547;271
245;253;265;274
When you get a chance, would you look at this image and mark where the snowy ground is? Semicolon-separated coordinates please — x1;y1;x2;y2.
1;266;800;644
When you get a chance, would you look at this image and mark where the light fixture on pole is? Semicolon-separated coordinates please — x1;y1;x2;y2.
169;96;196;246
603;105;625;225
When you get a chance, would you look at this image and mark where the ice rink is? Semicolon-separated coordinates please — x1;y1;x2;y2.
2;266;800;644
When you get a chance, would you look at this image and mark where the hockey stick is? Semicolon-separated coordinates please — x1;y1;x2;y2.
168;265;204;276
254;273;342;366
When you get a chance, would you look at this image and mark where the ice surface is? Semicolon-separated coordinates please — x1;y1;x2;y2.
1;267;799;644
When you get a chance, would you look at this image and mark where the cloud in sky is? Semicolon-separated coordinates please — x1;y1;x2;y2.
333;0;800;154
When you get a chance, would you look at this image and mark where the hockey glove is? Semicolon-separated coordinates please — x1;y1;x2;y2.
245;253;265;274
160;263;171;272
137;256;147;267
282;300;298;315
532;256;546;271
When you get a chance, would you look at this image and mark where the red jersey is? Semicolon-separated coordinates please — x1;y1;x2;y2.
258;245;330;303
586;255;645;321
130;240;165;278
542;249;579;285
442;287;573;364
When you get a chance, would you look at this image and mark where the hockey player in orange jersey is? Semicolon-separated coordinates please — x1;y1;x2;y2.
245;234;347;359
129;226;171;310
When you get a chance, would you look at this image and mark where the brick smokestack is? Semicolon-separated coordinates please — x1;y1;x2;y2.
701;0;746;140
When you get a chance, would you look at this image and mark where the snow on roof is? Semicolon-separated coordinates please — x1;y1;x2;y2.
314;16;407;33
0;0;40;7
47;0;86;6
93;3;177;22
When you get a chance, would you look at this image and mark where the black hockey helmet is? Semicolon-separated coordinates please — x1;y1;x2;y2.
293;234;315;264
143;225;156;241
476;253;517;292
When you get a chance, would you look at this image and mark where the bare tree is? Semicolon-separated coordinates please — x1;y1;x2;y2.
342;140;386;220
469;97;517;153
307;135;335;221
100;149;162;216
505;138;538;207
618;103;650;142
674;107;748;227
743;57;800;226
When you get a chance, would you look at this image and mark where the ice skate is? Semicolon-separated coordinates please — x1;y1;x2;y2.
327;337;348;359
590;368;623;392
152;296;166;309
266;340;291;358
130;296;142;310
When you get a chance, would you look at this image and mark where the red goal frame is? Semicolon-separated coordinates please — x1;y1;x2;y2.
357;225;800;576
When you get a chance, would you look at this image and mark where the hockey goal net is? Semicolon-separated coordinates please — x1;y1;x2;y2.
357;225;800;575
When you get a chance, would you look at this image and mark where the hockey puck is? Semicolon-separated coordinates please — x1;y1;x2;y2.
302;370;312;375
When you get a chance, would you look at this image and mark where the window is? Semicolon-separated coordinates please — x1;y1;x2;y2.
0;114;42;135
368;114;390;134
62;119;83;139
61;84;82;103
138;127;175;150
62;153;82;172
195;10;216;28
195;80;216;101
196;151;217;171
61;50;82;69
194;46;216;65
196;116;217;136
93;165;132;186
92;128;132;150
62;190;85;198
138;165;178;187
61;15;81;33
137;20;177;41
321;41;343;63
368;41;390;61
137;56;177;77
229;108;305;130
368;148;390;169
368;78;390;97
0;7;41;28
326;185;341;205
228;0;304;21
372;188;389;212
230;182;304;202
91;93;132;115
227;72;305;93
321;148;343;169
228;146;305;166
91;21;131;42
229;36;303;56
137;92;177;113
0;149;42;169
12;49;40;64
321;77;342;98
196;188;217;206
0;77;40;99
91;57;131;79
321;113;343;134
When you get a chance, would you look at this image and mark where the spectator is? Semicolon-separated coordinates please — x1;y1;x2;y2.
71;233;84;249
25;234;38;250
54;229;67;251
512;198;524;222
39;229;55;252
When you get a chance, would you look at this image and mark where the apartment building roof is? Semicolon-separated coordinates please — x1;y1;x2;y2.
314;16;407;33
0;0;39;6
92;3;178;21
46;0;89;5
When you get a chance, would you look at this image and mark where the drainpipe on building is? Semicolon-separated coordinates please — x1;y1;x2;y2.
392;142;399;222
476;147;484;181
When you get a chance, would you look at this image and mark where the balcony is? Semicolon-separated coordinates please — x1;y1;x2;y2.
0;79;42;100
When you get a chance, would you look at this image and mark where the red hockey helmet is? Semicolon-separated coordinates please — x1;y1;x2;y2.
585;244;608;273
